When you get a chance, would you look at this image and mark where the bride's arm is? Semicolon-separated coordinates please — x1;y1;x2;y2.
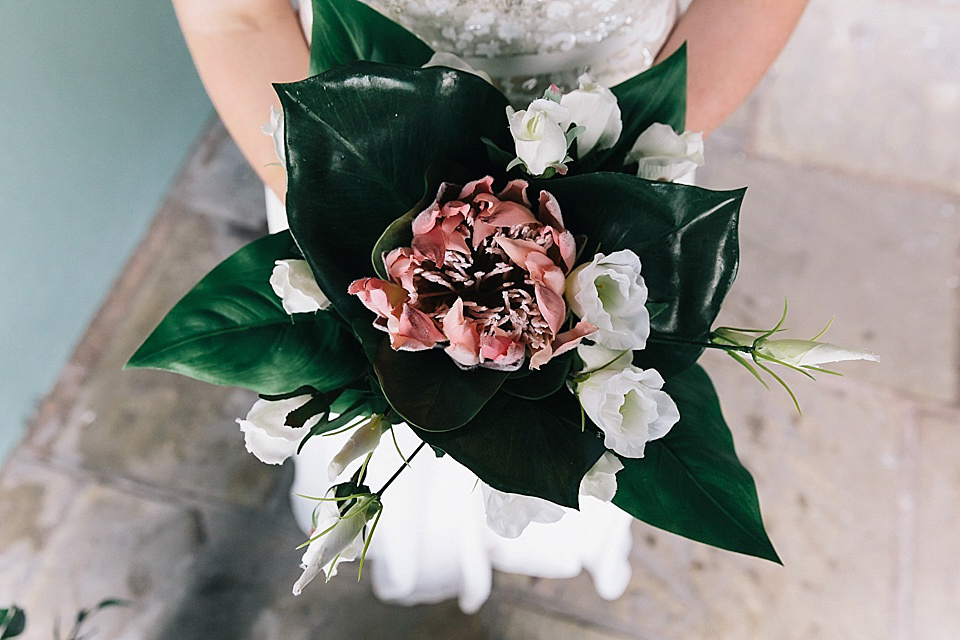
656;0;809;135
172;0;309;202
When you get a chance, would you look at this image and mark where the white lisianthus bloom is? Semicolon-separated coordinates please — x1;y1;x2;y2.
481;483;565;539
565;249;650;350
756;339;881;367
236;396;321;465
422;52;493;84
577;342;633;373
579;451;624;502
328;415;386;481
627;122;704;183
577;366;679;458
261;105;285;165
292;495;381;595
559;74;622;157
270;259;331;314
507;98;571;176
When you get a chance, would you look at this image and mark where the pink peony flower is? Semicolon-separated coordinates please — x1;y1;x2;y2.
349;177;596;370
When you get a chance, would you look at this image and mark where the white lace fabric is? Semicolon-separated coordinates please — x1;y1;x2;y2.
300;0;684;103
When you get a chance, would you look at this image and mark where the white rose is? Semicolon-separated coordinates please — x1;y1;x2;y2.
507;98;571;176
261;105;285;165
627;123;704;183
270;259;331;314
421;52;493;84
328;415;385;481
559;74;622;157
236;395;321;465
565;249;650;350
578;451;624;502
577;366;679;458
756;339;880;367
292;495;380;595
481;483;565;539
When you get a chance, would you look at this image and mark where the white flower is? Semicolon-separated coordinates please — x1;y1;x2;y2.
627;123;704;182
565;249;650;350
756;339;880;367
422;52;493;84
292;495;381;595
261;105;285;165
559;74;622;157
328;416;385;481
236;396;321;465
579;451;624;502
481;483;565;538
270;259;331;314
576;342;633;373
577;366;679;458
507;98;571;176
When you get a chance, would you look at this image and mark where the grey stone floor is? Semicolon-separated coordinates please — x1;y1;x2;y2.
3;0;960;637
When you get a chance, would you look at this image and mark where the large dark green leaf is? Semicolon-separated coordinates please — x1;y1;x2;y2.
578;45;686;173
277;62;513;324
501;351;575;400
309;0;433;76
613;365;780;562
0;606;25;639
414;389;606;507
126;232;367;395
537;173;743;376
374;340;508;432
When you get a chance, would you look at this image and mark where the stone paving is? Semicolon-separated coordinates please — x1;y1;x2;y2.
2;0;960;637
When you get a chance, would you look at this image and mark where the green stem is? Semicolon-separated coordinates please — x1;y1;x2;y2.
375;442;426;497
647;335;753;354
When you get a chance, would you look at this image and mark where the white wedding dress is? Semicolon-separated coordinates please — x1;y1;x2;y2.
266;0;689;613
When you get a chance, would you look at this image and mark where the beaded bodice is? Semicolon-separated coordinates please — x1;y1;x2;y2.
300;0;685;103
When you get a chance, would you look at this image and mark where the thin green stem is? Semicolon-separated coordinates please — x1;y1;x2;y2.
375;442;426;497
648;335;753;353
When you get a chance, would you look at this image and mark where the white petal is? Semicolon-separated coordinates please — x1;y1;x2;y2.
292;497;377;595
481;483;565;538
236;396;320;465
328;416;385;481
576;342;633;372
579;451;624;502
758;339;880;367
260;106;285;164
270;259;330;314
628;123;704;183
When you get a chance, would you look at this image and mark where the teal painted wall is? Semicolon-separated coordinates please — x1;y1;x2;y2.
0;2;212;459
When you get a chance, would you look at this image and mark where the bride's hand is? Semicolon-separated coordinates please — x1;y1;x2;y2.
173;0;310;203
657;0;810;136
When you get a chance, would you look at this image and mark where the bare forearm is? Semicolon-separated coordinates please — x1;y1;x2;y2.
656;0;809;135
173;0;309;200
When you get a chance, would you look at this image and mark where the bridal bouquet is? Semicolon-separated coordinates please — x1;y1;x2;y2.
128;0;877;594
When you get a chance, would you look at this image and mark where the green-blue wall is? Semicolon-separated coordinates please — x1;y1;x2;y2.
0;2;212;459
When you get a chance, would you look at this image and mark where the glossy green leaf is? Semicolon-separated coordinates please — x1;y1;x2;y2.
0;607;25;639
309;0;433;76
501;351;574;400
613;365;780;562
278;62;513;324
127;232;367;395
578;45;687;173
374;340;508;432
414;389;606;507
536;173;743;377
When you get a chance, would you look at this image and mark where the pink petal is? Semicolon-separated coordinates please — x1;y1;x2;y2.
458;175;495;201
348;278;408;319
480;201;538;227
528;320;597;369
411;183;456;235
411;225;447;266
479;332;526;370
384;248;419;293
388;304;445;351
537;190;565;230
493;237;547;270
525;252;566;294
552;230;577;272
442;298;481;367
472;219;497;249
497;179;531;207
534;282;566;334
